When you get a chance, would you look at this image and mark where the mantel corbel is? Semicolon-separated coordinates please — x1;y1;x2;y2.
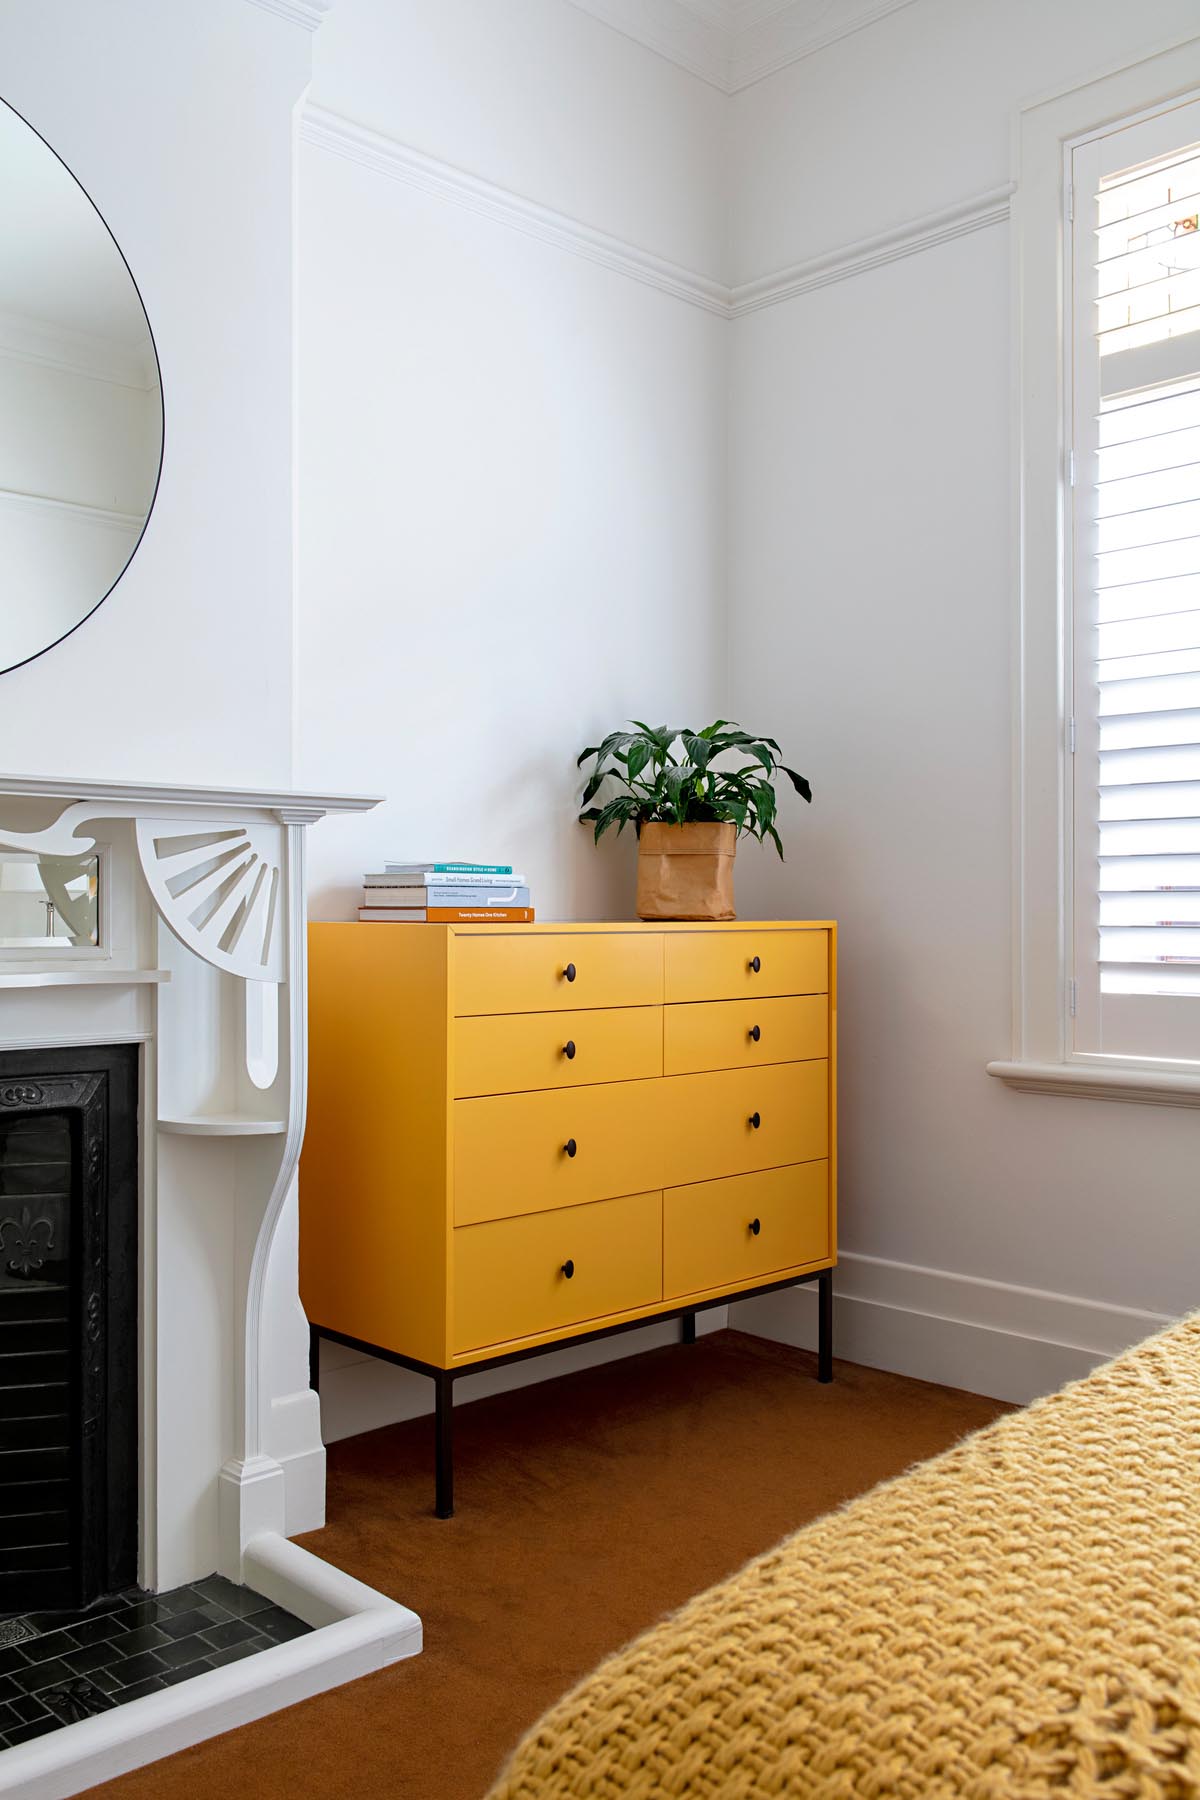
0;779;380;985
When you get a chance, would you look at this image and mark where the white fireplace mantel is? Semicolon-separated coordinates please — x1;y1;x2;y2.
0;772;421;1800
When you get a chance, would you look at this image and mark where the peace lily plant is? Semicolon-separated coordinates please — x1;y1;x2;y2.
577;720;812;920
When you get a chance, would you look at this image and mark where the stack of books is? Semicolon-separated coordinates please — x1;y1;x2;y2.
358;862;534;924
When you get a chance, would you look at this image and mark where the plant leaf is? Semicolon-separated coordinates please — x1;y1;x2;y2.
783;766;813;803
626;739;651;782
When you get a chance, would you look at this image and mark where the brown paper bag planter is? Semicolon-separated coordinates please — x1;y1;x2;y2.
636;821;737;921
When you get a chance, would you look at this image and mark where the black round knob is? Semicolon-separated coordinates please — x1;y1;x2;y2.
563;962;577;982
748;955;761;973
749;1218;761;1236
561;1259;575;1279
563;1040;576;1060
749;1111;761;1129
748;1024;761;1042
564;1138;578;1158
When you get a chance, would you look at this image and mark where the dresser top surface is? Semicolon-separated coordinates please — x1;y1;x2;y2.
314;919;836;934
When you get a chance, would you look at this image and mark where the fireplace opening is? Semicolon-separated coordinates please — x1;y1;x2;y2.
0;1046;138;1618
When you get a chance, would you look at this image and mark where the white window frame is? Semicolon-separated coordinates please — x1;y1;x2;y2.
989;31;1200;1108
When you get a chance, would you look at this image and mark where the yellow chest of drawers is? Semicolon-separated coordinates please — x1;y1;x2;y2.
300;919;837;1514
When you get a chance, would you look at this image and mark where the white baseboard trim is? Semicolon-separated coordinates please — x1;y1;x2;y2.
0;1535;420;1800
318;1306;730;1445
729;1253;1174;1405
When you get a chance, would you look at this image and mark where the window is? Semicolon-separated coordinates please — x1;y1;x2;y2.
992;36;1200;1104
1070;104;1200;1067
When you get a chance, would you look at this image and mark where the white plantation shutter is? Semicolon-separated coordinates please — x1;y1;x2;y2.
1071;103;1200;1062
1096;376;1200;996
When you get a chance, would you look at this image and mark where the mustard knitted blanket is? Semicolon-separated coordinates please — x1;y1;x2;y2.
486;1316;1200;1798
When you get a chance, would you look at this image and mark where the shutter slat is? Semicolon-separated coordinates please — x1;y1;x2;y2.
1099;745;1200;784
1100;707;1200;748
1101;895;1200;925
1097;573;1199;623
1099;670;1200;714
1100;852;1200;890
1099;781;1200;821
1101;965;1200;996
1098;609;1200;658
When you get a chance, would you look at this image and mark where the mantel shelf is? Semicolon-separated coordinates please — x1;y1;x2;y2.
0;967;170;989
158;1114;287;1137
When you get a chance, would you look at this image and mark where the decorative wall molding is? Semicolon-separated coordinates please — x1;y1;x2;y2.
302;104;1011;321
242;0;334;30
299;105;732;317
0;307;156;391
730;183;1015;315
0;487;143;534
730;1251;1174;1405
563;0;921;91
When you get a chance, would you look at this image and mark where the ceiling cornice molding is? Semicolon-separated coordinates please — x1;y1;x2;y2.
299;105;732;316
563;0;921;91
728;0;920;88
242;0;334;31
562;0;732;89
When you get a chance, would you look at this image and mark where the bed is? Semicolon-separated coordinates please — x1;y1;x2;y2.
485;1315;1200;1798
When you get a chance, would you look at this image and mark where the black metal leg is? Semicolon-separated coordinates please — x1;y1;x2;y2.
681;1312;697;1345
817;1269;833;1383
434;1371;454;1518
309;1323;321;1396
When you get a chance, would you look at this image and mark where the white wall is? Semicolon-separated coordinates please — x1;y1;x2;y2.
296;0;729;1438
297;0;727;925
0;0;306;786
726;0;1200;1401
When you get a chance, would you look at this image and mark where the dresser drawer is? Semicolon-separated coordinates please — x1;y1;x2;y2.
662;1062;827;1187
453;1190;662;1352
664;929;827;1003
454;931;663;1016
454;1079;662;1225
664;995;826;1076
454;1005;662;1098
663;1164;829;1300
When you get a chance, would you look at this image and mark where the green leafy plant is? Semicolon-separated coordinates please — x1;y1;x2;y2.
577;720;812;858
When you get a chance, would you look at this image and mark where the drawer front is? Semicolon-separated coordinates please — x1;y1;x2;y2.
663;995;827;1077
455;1006;662;1098
455;1079;662;1225
663;1163;830;1300
454;932;663;1016
454;1190;662;1352
664;929;828;1003
662;1062;827;1187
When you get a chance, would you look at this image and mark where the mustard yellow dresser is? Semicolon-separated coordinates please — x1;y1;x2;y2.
300;920;837;1515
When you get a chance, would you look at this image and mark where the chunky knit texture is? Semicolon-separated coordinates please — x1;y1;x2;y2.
486;1317;1200;1799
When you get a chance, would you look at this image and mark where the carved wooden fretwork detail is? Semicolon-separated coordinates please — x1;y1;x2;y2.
134;817;285;983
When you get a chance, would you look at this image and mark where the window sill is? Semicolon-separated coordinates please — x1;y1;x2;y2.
986;1059;1200;1109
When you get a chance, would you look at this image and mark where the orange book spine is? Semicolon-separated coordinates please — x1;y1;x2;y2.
427;907;534;923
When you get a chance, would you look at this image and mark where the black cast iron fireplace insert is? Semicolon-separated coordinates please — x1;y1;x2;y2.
0;1045;137;1618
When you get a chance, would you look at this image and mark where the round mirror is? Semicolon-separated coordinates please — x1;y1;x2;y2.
0;99;163;675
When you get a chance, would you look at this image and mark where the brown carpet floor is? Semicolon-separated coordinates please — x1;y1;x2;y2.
85;1330;1009;1800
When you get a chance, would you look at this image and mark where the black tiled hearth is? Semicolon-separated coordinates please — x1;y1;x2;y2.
0;1577;310;1750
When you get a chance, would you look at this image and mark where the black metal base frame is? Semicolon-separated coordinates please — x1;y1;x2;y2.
311;1267;834;1519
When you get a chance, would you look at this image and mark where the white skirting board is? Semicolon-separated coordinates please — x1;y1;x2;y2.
317;1306;730;1444
730;1253;1175;1404
0;1535;421;1800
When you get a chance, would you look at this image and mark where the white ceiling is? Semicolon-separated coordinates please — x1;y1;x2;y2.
562;0;919;91
0;98;154;354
